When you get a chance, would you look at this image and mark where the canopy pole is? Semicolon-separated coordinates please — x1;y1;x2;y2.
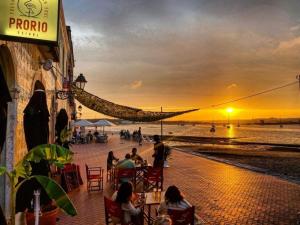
161;106;163;141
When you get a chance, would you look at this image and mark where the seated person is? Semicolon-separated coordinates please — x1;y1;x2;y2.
112;182;143;225
107;151;119;170
117;153;135;169
158;185;190;215
86;130;93;143
130;147;143;163
93;130;99;137
154;215;172;225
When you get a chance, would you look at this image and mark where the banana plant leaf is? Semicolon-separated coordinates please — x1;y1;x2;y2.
13;144;73;184
24;144;73;166
0;167;6;176
34;175;77;216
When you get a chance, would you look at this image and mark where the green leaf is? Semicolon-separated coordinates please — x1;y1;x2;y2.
60;127;72;143
25;144;73;165
13;144;73;184
0;167;6;176
34;175;77;216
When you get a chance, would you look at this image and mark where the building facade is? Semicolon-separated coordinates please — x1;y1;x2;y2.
0;4;75;219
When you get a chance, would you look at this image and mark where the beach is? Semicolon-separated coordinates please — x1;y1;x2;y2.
169;142;300;184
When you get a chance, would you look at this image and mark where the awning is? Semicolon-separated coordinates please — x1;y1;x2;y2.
73;85;198;122
93;119;114;127
74;119;94;127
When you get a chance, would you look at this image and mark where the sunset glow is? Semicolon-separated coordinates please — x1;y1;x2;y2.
63;0;300;121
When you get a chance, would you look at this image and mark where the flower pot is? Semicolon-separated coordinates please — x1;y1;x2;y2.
26;206;58;225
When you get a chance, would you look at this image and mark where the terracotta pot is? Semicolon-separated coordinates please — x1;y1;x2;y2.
26;207;58;225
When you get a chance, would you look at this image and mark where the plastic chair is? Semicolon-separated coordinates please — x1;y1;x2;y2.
143;167;163;191
114;168;136;190
85;164;104;192
168;206;195;225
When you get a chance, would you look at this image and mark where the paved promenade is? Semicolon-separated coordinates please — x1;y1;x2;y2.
58;135;300;225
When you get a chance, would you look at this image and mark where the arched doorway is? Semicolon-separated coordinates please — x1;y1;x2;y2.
0;45;16;221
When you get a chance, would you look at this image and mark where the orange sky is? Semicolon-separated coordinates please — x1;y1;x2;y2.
64;0;300;121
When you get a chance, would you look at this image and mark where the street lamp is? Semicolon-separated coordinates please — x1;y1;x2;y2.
74;73;87;90
41;59;88;100
56;73;87;100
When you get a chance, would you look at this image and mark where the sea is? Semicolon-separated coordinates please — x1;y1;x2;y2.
103;124;300;146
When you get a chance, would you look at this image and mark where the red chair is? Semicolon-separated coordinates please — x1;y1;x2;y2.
104;197;133;225
85;164;104;192
62;163;80;192
114;168;136;190
168;206;195;225
143;167;163;191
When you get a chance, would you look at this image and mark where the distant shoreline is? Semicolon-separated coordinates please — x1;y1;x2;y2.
159;135;300;149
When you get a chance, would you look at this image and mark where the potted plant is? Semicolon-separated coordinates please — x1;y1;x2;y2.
0;144;77;225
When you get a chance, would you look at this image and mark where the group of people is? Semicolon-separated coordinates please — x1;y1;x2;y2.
113;181;190;225
106;134;184;224
107;147;144;171
72;129;108;144
107;134;166;171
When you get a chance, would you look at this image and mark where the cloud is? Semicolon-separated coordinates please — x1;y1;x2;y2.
290;25;300;32
276;37;300;50
130;80;143;89
227;83;237;89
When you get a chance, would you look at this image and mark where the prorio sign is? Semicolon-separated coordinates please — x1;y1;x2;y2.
0;0;60;45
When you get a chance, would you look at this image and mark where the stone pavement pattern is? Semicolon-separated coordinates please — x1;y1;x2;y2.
58;135;300;225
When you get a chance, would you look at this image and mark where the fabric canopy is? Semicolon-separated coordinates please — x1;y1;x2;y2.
73;85;198;122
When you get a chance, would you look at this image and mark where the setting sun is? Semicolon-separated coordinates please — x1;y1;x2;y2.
226;107;234;113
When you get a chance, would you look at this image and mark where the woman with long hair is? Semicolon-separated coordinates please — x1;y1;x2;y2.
107;151;118;170
112;182;143;224
158;185;190;215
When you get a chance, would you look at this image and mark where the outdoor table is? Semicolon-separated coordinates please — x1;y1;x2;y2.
139;191;165;225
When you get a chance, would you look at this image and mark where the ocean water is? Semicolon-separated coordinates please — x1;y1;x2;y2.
103;124;300;145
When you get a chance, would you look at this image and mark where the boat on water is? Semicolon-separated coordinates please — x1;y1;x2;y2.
210;124;216;133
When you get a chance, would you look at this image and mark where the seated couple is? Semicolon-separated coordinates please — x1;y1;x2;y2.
111;182;190;225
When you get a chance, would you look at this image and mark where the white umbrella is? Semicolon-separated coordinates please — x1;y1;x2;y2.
93;119;114;134
74;119;93;127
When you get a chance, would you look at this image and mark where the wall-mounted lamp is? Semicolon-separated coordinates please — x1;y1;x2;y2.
41;59;88;100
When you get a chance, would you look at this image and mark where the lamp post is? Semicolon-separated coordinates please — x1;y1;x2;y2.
41;59;88;100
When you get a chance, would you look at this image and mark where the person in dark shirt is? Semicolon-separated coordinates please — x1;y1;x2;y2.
137;127;143;145
130;147;143;163
152;135;165;168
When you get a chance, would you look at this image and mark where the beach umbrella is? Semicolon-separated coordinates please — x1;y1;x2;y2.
74;119;93;127
93;119;114;134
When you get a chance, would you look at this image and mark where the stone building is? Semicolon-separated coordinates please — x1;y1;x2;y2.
0;4;75;219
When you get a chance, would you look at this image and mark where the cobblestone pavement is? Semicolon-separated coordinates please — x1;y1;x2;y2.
58;135;300;225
